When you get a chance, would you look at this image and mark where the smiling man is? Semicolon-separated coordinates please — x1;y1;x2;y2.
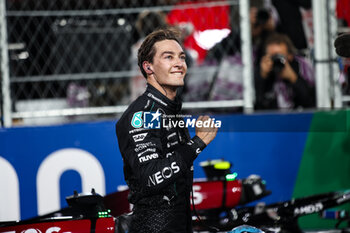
115;28;218;233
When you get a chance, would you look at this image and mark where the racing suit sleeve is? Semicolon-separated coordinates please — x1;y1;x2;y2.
116;117;206;195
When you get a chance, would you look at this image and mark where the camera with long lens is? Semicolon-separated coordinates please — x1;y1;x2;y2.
271;54;286;74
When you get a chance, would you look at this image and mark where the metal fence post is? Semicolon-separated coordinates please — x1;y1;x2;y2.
239;0;254;113
313;0;341;109
0;0;12;127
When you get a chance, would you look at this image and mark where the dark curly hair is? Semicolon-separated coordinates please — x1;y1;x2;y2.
263;32;297;55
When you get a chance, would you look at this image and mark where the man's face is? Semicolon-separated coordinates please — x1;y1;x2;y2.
150;39;187;87
266;43;292;61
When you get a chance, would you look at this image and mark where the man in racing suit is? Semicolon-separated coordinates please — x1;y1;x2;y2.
116;28;218;232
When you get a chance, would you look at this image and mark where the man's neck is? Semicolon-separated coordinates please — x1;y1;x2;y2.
147;79;177;100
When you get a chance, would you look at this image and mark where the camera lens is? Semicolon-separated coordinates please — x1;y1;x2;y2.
271;54;286;74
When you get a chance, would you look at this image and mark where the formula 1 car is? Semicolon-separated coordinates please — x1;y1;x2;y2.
1;160;350;233
192;161;350;232
0;189;115;233
104;160;350;232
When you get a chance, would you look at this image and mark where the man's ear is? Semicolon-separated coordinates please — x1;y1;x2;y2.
142;61;153;74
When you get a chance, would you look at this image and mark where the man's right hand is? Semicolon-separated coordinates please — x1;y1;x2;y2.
195;115;218;145
260;54;273;78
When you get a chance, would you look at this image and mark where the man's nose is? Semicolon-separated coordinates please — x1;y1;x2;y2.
174;58;185;67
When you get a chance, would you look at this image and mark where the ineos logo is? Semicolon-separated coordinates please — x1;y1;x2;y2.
148;162;180;186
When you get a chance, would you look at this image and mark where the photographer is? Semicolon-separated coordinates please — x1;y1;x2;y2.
254;33;315;110
183;6;276;106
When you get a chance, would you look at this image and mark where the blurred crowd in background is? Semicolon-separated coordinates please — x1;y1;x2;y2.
3;0;350;125
126;0;350;112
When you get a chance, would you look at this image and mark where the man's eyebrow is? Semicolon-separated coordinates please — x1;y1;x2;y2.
161;51;186;56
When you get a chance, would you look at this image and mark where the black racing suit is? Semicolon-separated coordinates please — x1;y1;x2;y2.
116;84;206;233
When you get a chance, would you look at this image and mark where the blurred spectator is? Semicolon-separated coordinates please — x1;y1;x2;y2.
254;33;315;110
334;33;350;98
335;0;350;100
67;82;90;108
183;5;276;106
129;11;168;102
272;0;312;51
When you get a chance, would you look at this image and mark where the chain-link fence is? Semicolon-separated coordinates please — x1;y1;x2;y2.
3;0;253;126
1;0;349;126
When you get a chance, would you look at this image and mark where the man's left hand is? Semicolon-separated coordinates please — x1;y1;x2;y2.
280;61;297;83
